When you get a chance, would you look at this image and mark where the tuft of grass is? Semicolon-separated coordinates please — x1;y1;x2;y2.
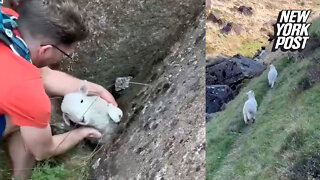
237;40;264;58
212;9;222;14
32;160;70;180
206;52;320;179
30;144;99;180
31;142;102;180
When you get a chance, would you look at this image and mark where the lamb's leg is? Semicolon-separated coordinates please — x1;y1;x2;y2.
243;109;248;124
246;111;254;124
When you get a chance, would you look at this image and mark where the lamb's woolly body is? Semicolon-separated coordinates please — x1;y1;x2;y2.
268;64;278;88
243;90;257;124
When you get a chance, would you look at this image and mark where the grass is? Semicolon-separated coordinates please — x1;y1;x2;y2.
0;141;99;180
0;143;12;180
309;16;320;39
31;143;100;180
206;50;320;179
237;40;264;58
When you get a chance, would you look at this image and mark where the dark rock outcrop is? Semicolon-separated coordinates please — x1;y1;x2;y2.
205;55;265;121
207;13;224;26
221;22;233;34
238;5;253;16
206;55;265;93
206;85;234;114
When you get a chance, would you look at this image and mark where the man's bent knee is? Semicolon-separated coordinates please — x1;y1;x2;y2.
3;115;19;139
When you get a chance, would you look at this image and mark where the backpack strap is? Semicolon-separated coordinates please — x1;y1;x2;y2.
0;4;31;63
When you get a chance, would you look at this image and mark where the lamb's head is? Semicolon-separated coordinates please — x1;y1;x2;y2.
61;82;97;126
270;64;275;69
106;104;123;123
246;90;255;98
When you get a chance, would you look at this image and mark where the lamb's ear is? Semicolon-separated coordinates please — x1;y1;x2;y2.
62;113;71;126
107;105;123;123
79;80;89;95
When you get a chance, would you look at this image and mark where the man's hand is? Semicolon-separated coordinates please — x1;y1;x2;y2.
20;125;102;161
88;82;118;107
78;126;102;139
40;67;118;106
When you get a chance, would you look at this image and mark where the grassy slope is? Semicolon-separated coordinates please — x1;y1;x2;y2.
206;17;320;179
206;0;320;57
206;53;320;180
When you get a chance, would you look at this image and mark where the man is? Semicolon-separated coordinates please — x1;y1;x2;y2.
0;0;117;179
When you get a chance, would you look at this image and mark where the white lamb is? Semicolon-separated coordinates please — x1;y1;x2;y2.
243;90;257;124
268;64;278;88
61;81;123;144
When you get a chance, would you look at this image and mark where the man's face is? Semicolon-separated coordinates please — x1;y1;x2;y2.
31;43;76;68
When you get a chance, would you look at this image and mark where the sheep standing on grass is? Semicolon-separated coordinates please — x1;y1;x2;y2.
268;64;278;88
243;90;257;124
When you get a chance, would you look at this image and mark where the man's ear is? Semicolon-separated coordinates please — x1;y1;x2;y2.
38;45;53;58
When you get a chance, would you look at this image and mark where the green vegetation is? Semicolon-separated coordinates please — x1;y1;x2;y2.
0;143;11;180
206;48;320;179
31;144;96;180
238;40;264;58
212;9;222;14
309;16;320;39
0;142;98;180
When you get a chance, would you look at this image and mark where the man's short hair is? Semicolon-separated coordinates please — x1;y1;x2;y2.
16;0;89;45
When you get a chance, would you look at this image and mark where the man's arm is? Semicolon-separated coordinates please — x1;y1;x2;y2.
40;67;117;106
20;125;101;161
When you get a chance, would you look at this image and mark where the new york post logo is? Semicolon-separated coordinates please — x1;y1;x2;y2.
272;10;311;52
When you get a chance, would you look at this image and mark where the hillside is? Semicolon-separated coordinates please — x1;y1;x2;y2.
206;17;320;179
206;0;320;57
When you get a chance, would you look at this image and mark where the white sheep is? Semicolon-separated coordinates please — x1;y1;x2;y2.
268;64;278;88
243;90;257;124
61;81;123;144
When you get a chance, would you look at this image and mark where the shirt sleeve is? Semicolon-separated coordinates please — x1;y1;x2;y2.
4;79;51;128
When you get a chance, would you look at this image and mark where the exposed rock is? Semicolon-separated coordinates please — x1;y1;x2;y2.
264;19;277;28
253;46;266;59
89;8;205;179
206;113;216;123
268;33;275;42
206;0;211;10
206;85;234;114
206;55;265;94
52;0;204;92
207;13;224;25
238;5;253;16
233;24;244;35
41;0;205;178
221;22;233;34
